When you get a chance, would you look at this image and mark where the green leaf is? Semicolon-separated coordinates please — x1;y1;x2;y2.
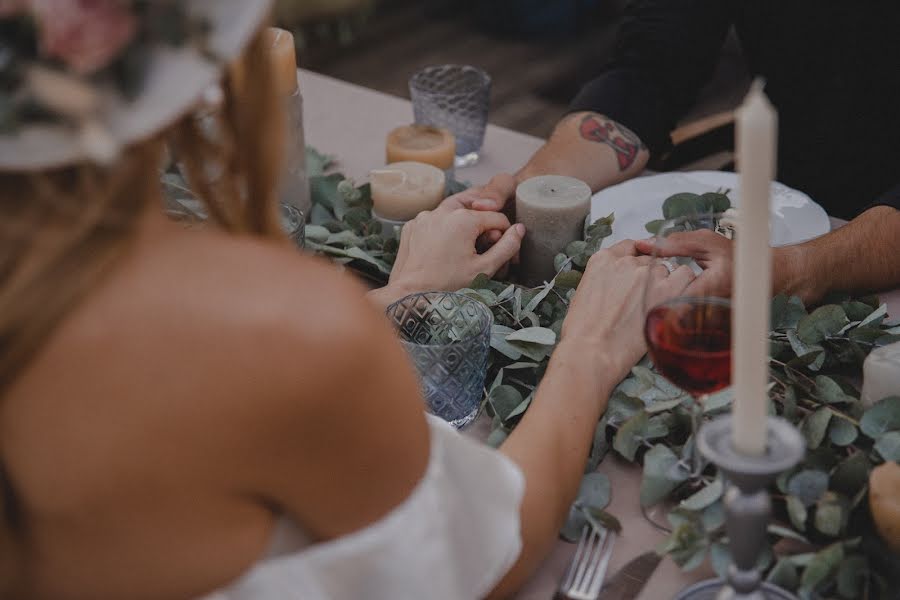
565;240;587;259
640;444;689;507
486;427;508;448
830;452;871;496
768;524;810;544
645;397;685;414
560;474;614;542
585;419;610;473
836;555;868;599
704;388;734;414
614;411;648;461
305;146;334;176
304;224;331;244
800;407;833;449
786;330;825;369
679;476;724;510
788;470;829;506
767;558;800;592
506;326;556;346
797;305;849;345
606;392;644;427
874;430;900;461
787;495;808;530
842;300;875;322
858;303;888;328
577;472;612;511
662;192;702;219
827;416;858;446
584;213;614;252
815;376;855;404
555;270;582;289
645;219;666;234
813;492;848;537
860;396;900;438
771;295;807;330
699;192;732;213
710;542;730;579
800;542;843;592
488;385;523;423
506;392;533;421
490;326;523;360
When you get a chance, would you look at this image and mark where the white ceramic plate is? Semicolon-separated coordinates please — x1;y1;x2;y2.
589;171;831;247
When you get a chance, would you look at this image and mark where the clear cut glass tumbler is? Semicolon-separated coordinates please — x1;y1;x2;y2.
386;292;493;429
409;65;491;168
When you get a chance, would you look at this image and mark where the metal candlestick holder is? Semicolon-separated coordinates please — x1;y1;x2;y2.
674;416;805;600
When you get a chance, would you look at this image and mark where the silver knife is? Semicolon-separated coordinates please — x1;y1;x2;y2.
598;552;662;600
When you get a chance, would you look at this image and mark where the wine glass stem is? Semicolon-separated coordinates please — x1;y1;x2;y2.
691;396;707;476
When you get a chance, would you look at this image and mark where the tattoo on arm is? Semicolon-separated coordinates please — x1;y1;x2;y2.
578;115;647;171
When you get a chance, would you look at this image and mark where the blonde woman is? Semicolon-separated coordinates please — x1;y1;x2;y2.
0;2;694;599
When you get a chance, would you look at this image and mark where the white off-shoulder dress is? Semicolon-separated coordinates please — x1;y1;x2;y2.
198;415;525;600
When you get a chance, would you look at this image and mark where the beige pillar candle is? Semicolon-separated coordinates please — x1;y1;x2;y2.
862;341;900;408
264;27;299;96
370;161;446;221
264;27;310;218
386;125;456;171
733;80;778;457
516;175;592;287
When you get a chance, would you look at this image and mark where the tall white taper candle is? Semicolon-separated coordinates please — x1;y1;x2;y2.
733;80;777;456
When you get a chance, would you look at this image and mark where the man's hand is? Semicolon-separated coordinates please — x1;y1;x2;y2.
634;205;900;305
635;230;734;298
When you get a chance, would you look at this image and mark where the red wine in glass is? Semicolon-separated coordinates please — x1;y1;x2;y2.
644;297;731;475
645;298;732;397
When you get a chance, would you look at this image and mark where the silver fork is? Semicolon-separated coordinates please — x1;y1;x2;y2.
557;523;616;600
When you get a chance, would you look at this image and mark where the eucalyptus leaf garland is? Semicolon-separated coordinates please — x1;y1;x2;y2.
304;148;900;599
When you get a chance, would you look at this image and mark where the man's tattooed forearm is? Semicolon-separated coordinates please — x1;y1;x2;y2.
578;114;646;171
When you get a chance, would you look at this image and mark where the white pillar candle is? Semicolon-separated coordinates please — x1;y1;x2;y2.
516;175;592;287
733;81;778;457
862;341;900;408
369;161;446;221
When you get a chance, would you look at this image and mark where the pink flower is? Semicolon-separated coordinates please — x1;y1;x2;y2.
33;0;137;75
0;0;30;17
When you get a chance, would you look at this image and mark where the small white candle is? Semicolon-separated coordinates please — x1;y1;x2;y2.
516;176;592;286
369;161;445;221
862;341;900;408
733;81;778;457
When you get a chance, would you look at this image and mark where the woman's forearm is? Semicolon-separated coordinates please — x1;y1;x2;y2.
490;340;620;597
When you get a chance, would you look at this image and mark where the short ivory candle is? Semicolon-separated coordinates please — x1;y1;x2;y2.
516;176;592;287
862;341;900;408
732;80;778;457
370;161;446;221
386;125;456;171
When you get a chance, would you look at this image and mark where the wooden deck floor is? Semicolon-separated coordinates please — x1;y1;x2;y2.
298;1;748;140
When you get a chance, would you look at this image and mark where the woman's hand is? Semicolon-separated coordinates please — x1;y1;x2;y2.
562;240;695;377
387;206;525;297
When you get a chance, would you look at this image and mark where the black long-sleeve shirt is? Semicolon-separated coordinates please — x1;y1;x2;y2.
570;0;900;220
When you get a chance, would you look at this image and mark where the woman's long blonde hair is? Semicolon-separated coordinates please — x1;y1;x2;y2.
0;26;285;590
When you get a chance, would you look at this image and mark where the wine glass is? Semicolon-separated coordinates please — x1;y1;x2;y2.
642;213;733;476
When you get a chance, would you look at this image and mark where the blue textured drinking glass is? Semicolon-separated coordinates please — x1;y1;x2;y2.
387;292;493;428
409;65;491;168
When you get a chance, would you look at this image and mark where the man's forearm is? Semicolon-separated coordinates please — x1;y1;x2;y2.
775;205;900;304
517;112;650;191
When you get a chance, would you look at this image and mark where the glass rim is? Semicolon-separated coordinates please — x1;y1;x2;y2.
652;295;732;310
386;290;494;348
409;64;492;99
